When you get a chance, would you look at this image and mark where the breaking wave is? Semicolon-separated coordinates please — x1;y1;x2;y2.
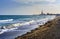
0;19;13;23
0;15;56;34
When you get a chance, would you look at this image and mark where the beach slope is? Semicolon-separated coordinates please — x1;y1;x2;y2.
15;16;60;39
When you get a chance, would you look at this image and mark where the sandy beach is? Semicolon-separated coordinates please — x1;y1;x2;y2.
15;16;60;39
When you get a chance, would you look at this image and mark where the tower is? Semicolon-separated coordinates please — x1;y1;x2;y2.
41;10;44;14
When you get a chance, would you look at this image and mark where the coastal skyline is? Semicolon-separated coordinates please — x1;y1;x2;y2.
0;0;60;15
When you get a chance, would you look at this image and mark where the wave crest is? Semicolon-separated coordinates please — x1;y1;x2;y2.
0;19;13;22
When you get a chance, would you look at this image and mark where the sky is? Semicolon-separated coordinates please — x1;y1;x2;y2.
0;0;60;15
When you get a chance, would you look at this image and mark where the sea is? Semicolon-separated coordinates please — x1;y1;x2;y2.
0;15;56;39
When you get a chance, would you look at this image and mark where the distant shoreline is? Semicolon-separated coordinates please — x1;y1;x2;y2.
15;15;58;39
0;14;60;16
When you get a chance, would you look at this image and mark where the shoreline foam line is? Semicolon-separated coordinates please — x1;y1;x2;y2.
15;16;57;39
0;15;56;35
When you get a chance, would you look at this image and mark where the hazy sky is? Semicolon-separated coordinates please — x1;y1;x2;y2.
0;0;60;15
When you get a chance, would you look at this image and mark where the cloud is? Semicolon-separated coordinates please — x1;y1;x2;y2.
2;3;60;15
45;0;56;2
13;0;56;3
12;0;56;6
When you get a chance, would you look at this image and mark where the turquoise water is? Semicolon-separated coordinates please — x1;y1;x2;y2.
0;15;56;39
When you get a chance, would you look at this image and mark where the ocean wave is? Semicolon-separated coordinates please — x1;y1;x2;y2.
11;20;35;27
0;26;18;34
0;15;56;35
0;19;13;22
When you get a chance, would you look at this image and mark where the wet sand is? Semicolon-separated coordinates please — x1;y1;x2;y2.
15;16;60;39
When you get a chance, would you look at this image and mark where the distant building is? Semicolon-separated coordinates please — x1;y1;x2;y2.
40;10;46;15
41;10;44;14
47;13;49;15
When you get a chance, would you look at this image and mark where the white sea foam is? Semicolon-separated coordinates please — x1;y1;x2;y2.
0;15;56;35
0;27;18;34
0;19;13;22
12;20;35;27
11;16;55;28
0;29;8;34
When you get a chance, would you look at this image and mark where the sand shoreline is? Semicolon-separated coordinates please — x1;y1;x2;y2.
15;16;59;39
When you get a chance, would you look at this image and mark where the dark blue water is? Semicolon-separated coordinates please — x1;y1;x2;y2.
0;15;56;39
0;15;48;26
